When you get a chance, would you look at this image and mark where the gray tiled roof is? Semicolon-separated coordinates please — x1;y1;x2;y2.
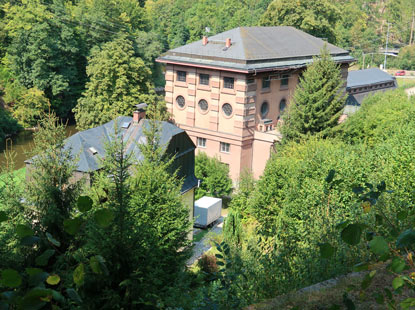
158;26;353;71
26;117;197;193
347;68;396;89
63;117;183;173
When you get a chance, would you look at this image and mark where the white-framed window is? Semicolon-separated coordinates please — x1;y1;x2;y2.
197;137;206;148
220;142;230;153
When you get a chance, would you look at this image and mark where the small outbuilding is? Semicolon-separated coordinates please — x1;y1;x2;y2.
344;68;397;115
26;106;199;237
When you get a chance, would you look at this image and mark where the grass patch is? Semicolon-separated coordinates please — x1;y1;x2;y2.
0;167;26;188
193;228;210;243
397;77;415;89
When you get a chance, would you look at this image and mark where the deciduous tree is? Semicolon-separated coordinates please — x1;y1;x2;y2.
74;36;155;130
195;152;232;200
260;0;340;43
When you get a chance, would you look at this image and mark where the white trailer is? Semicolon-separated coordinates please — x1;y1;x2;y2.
194;196;222;228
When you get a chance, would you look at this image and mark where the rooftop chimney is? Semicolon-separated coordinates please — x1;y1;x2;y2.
133;103;147;123
225;38;231;48
202;36;208;46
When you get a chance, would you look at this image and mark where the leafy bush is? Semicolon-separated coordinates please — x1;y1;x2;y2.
195;152;233;200
198;254;218;274
322;177;415;309
388;44;415;70
215;89;415;302
334;89;415;146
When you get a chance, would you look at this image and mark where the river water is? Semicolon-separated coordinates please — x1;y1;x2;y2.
0;125;78;170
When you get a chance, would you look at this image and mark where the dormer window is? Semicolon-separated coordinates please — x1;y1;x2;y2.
177;71;186;82
224;77;234;89
89;147;98;155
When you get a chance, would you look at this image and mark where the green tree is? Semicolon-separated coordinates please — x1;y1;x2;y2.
260;0;340;43
0;108;20;144
4;0;84;117
25;113;83;248
12;87;49;128
81;121;192;308
74;36;155;130
229;169;255;218
195;152;233;200
0;151;26;269
281;47;346;141
391;45;415;70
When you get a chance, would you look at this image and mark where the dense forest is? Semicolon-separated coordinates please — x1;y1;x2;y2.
2;0;415;309
0;0;415;139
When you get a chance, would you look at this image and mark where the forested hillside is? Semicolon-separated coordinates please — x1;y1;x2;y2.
0;0;414;137
2;1;415;309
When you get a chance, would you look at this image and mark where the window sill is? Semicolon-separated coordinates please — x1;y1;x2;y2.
175;81;188;88
197;85;211;91
280;85;289;91
221;88;236;95
261;88;271;94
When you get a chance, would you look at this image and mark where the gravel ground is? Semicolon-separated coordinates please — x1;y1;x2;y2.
187;216;225;266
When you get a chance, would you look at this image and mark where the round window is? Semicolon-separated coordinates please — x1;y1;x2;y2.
279;99;286;113
260;101;269;119
176;95;185;108
222;103;233;117
198;99;209;111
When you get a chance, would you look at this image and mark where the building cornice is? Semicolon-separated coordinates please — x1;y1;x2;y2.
156;55;355;74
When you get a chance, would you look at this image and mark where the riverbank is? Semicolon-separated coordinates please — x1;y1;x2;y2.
0;125;78;170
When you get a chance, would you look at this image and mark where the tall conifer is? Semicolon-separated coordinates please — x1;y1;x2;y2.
281;46;347;141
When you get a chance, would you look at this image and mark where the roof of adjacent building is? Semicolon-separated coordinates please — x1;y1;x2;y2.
157;26;354;72
347;68;396;89
27;117;198;193
345;68;397;114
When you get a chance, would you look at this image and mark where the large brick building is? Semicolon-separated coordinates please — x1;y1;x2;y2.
157;26;353;180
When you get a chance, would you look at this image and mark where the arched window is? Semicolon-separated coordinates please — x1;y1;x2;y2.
222;103;233;117
198;99;209;111
260;101;269;119
176;96;185;108
279;99;286;114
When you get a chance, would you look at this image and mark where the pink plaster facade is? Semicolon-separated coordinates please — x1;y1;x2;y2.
162;61;350;181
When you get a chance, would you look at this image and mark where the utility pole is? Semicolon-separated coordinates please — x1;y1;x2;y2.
410;10;414;45
362;51;365;69
384;22;390;71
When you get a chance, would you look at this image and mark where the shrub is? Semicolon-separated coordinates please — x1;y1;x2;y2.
195;152;232;200
198;254;218;274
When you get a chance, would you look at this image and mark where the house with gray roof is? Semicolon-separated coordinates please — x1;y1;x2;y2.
25;108;198;222
157;26;354;180
344;68;397;114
